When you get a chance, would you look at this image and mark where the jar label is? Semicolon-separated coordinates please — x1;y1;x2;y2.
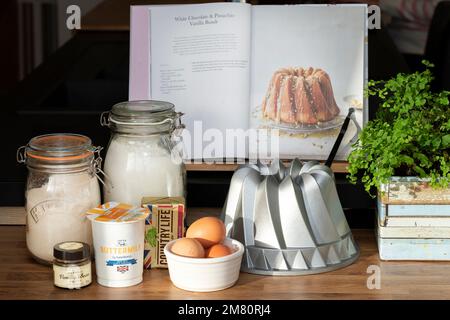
53;263;92;289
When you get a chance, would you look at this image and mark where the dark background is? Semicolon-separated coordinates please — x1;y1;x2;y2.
2;0;450;228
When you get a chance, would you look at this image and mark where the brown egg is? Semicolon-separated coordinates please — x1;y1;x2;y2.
170;238;205;258
206;244;232;258
186;217;226;248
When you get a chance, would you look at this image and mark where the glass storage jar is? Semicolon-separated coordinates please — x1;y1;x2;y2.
101;100;186;206
53;241;92;289
17;134;101;265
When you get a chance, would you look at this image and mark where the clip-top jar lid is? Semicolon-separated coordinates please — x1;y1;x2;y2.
25;133;94;162
101;100;183;135
109;100;176;125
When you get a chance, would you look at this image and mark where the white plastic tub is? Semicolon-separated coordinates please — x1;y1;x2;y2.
90;218;145;288
164;238;244;292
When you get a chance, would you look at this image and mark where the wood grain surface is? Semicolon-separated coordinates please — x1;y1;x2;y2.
184;161;349;172
0;207;220;226
0;207;26;225
2;224;450;300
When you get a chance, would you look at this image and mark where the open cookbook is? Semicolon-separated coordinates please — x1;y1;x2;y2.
129;2;368;160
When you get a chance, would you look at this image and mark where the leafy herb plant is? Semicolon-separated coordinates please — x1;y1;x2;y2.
348;61;450;195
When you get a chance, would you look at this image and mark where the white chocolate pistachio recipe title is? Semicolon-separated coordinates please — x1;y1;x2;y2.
174;13;235;26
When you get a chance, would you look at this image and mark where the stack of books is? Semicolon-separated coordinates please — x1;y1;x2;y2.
376;177;450;260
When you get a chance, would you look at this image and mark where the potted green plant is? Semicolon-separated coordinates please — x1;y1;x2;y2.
348;61;450;205
348;62;450;260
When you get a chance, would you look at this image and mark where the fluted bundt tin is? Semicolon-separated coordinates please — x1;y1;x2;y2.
222;159;359;275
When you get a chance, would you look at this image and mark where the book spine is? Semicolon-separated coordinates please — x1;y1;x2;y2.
378;236;450;260
384;217;450;227
378;224;450;239
386;204;450;217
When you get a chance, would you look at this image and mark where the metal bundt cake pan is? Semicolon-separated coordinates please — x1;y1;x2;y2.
222;158;360;276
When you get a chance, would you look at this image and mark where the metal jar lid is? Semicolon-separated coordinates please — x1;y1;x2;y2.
54;242;90;262
100;100;184;134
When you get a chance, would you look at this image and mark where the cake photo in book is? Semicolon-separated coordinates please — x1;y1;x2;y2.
261;67;341;127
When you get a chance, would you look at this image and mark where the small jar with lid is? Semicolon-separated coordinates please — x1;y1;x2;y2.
101;100;186;206
17;134;102;264
53;241;92;289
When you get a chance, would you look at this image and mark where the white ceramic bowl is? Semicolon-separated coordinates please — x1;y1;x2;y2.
164;238;244;292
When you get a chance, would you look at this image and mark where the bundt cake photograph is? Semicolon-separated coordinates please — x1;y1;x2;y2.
261;67;341;126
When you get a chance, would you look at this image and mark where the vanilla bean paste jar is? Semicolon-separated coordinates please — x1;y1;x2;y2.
101;100;186;206
53;241;92;289
17;134;102;265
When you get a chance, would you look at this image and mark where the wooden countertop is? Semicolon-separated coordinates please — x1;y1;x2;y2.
2;216;450;299
185;160;349;172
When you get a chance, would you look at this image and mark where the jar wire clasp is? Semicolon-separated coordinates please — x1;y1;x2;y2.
16;145;27;164
173;112;186;137
100;111;110;127
91;146;114;189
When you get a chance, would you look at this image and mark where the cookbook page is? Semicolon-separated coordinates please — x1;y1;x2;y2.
149;3;251;159
249;4;367;161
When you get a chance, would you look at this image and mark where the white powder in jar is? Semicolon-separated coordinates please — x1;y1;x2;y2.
26;172;100;263
103;135;184;206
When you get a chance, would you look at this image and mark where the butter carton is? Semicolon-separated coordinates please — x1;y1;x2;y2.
141;197;185;269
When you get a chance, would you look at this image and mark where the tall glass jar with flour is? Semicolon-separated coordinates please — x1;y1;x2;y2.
17;134;102;265
101;100;186;206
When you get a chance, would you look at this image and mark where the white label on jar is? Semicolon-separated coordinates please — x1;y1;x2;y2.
53;263;92;289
